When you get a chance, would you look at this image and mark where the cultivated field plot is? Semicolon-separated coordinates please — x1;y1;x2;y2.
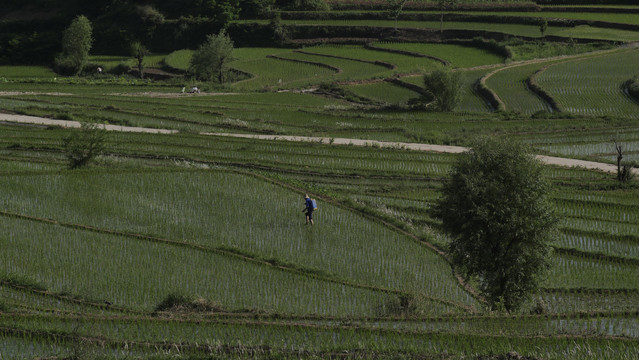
2;123;639;358
536;48;639;119
294;44;443;75
455;11;639;27
278;19;639;41
0;170;476;313
485;62;552;114
345;81;420;105
372;42;506;68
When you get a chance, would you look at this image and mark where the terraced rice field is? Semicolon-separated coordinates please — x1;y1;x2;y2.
536;48;639;119
486;62;553;114
292;44;442;74
346;81;420;104
3;4;639;354
372;42;506;68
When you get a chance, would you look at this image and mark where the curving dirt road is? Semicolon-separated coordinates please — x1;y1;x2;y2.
1;113;628;174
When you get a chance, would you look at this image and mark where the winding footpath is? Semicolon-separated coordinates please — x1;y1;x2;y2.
0;113;626;174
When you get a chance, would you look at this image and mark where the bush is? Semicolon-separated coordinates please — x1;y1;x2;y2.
625;76;639;102
618;162;636;183
63;122;107;169
154;293;222;313
109;62;133;75
278;0;330;11
422;67;462;112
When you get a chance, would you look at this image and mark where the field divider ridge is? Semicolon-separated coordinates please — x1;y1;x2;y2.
293;49;397;69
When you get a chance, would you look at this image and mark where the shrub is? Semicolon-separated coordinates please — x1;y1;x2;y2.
278;0;330;11
63;122;107;169
625;76;639;102
154;293;222;313
110;62;133;75
422;67;462;112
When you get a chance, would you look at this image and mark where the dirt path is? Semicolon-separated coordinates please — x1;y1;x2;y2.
0;114;177;134
1;113;626;174
204;133;623;174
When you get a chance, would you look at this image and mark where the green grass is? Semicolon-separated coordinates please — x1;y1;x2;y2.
89;54;167;71
164;49;192;71
554;25;639;42
0;66;56;79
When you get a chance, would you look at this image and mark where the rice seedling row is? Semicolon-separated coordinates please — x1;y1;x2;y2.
546;254;639;289
538;290;639;314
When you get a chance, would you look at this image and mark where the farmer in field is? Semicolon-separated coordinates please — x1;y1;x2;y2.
302;194;315;225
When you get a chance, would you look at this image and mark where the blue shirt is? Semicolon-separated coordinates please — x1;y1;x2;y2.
305;198;313;212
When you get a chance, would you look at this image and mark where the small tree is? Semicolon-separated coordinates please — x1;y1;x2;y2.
539;18;548;38
55;15;93;76
189;31;235;83
386;0;408;32
130;41;149;79
434;138;558;312
438;0;458;34
269;12;290;45
614;141;635;183
422;67;462;112
63;122;107;169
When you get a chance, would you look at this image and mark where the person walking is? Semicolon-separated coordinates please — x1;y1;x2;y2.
302;194;314;225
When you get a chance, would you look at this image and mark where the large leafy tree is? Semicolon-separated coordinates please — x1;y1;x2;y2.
434;138;558;312
189;31;235;83
55;15;93;75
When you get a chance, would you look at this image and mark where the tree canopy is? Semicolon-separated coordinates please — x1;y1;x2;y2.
434;138;558;312
189;31;235;83
422;67;462;112
54;15;93;75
